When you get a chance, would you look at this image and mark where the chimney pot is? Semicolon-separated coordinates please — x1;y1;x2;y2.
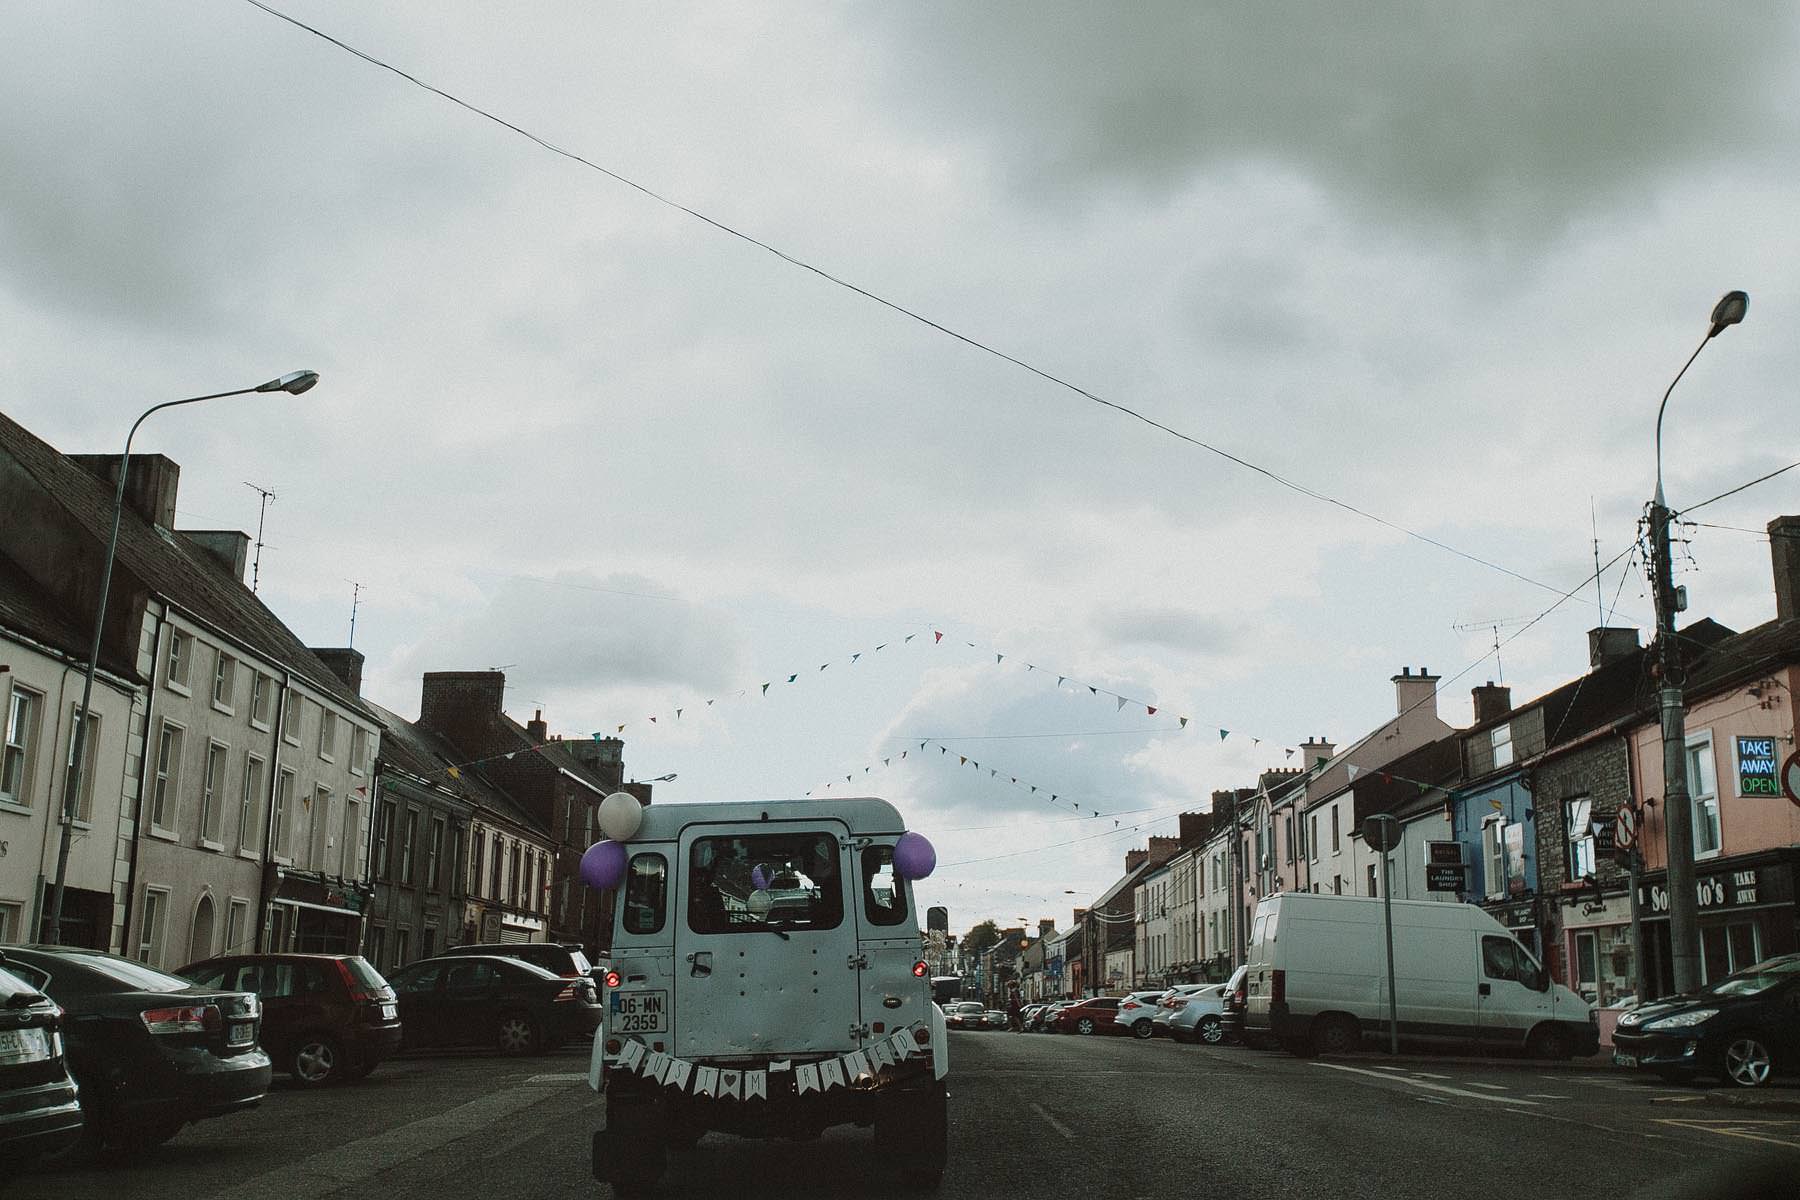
1770;516;1800;621
1472;682;1513;725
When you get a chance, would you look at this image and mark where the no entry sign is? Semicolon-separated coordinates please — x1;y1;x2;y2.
1784;752;1800;808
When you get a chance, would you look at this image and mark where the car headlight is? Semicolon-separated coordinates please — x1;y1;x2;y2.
1642;1008;1718;1031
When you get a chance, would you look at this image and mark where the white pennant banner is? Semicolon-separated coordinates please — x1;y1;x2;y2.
843;1051;871;1081
817;1057;846;1091
719;1070;742;1101
616;1040;646;1071
795;1063;820;1095
693;1066;719;1098
745;1069;768;1100
869;1039;896;1069
664;1057;694;1092
609;1022;924;1103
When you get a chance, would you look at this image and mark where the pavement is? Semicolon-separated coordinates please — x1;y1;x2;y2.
19;1032;1800;1198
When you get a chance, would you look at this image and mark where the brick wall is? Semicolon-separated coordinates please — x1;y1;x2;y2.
1531;735;1635;982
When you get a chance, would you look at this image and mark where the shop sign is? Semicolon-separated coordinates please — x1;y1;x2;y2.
1426;864;1466;892
1639;867;1765;915
1737;736;1781;797
1490;901;1536;930
1591;812;1616;855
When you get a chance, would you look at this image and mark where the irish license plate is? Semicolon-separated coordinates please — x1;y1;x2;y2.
228;1023;257;1047
610;990;667;1035
0;1027;51;1065
1613;1052;1638;1068
381;1003;397;1021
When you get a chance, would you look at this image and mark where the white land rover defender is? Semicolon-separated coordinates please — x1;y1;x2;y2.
588;797;949;1193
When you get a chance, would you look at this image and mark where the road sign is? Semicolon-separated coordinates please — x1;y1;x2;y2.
1615;805;1638;850
1784;752;1800;808
1362;814;1400;852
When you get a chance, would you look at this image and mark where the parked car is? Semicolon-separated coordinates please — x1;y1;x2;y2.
430;941;596;983
1115;989;1173;1039
0;957;82;1163
1053;996;1121;1035
982;1009;1009;1030
1612;954;1800;1088
1020;1003;1044;1031
1242;893;1596;1058
1149;984;1213;1037
178;953;400;1087
1027;1001;1067;1032
0;945;270;1155
384;954;601;1054
1165;984;1229;1044
1220;966;1250;1044
1040;1000;1079;1031
944;1001;987;1030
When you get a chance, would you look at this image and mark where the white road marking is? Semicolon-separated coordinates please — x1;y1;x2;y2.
525;1072;589;1083
1525;1093;1571;1100
1314;1062;1539;1105
1463;1082;1509;1090
1029;1101;1077;1141
1409;1072;1452;1080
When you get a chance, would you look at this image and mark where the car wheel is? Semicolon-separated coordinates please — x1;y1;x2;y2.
1525;1024;1574;1061
1310;1015;1359;1056
1199;1016;1225;1045
1724;1036;1775;1088
1132;1019;1155;1040
290;1034;342;1087
497;1011;543;1056
1076;1017;1096;1035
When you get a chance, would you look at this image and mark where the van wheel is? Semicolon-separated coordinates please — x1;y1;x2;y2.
1525;1024;1574;1061
1310;1015;1360;1056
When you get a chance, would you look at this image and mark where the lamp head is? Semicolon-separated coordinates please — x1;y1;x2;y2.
258;370;320;395
1707;290;1748;339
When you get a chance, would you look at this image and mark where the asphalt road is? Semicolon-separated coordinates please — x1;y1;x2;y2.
20;1033;1800;1199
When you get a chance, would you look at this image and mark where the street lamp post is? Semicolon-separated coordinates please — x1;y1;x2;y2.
44;371;319;944
1650;291;1746;995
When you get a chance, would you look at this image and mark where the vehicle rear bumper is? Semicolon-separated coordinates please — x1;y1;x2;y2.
0;1074;84;1157
111;1048;272;1127
1245;1002;1309;1040
349;1024;403;1065
549;1006;605;1040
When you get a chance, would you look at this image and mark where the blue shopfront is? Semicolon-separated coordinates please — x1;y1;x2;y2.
1450;772;1543;956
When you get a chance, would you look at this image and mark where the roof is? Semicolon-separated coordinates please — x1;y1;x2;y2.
631;797;907;842
0;412;369;716
1681;616;1800;699
0;550;135;678
1349;734;1462;825
367;700;546;835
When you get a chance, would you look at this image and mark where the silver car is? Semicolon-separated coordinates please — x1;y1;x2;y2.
1164;983;1229;1044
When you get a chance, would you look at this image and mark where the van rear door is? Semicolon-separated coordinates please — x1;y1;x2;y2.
851;840;928;1042
675;823;862;1058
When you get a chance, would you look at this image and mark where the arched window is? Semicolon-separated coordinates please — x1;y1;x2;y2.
189;893;217;962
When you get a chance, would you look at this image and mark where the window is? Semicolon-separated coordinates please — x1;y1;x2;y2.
509;843;522;906
225;898;250;954
623;853;668;935
250;672;274;728
1482;820;1505;899
151;722;183;831
1491;723;1514;769
1564;795;1595;880
312;787;333;864
1702;920;1762;985
491;838;504;901
1686;734;1721;857
401;809;419;885
1283;815;1295;863
422;925;438;960
2;686;41;806
166;629;190;690
272;768;294;858
319;709;338;762
1482;935;1525;981
350;726;368;776
281;692;302;746
471;829;486;896
61;705;100;823
1331;875;1342;895
687;832;845;934
138;886;170;964
1367;864;1378;897
427;816;445;890
199;742;227;845
212;649;237;710
861;844;910;926
366;924;386;970
373;801;395;879
0;902;20;942
1330;807;1340;853
450;825;464;895
240;756;266;852
344;797;363;876
393;927;411;967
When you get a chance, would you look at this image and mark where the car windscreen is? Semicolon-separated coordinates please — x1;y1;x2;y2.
687;832;845;934
1707;957;1800;997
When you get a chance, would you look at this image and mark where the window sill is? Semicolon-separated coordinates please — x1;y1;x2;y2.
210;701;236;717
147;826;179;843
238;848;260;861
250;718;272;734
200;838;225;852
166;680;192;698
0;799;32;818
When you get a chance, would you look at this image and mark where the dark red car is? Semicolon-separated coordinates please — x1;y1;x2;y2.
178;954;400;1087
1053;996;1122;1035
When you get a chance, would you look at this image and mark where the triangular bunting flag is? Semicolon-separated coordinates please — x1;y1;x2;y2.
1146;706;1157;716
884;758;890;767
1347;764;1363;781
1088;686;1097;695
901;750;907;759
959;756;967;766
762;683;771;694
933;631;943;643
664;1058;693;1092
869;1039;896;1069
876;643;887;651
904;634;914;643
1286;748;1295;758
693;1065;719;1097
996;653;1004;664
617;1040;646;1071
649;716;657;724
888;1030;914;1059
1057;676;1065;687
818;1058;845;1091
707;699;715;706
676;709;683;718
1116;696;1129;711
719;1070;742;1100
843;1051;871;1080
795;1063;820;1095
787;674;798;683
744;1070;768;1100
617;724;626;733
819;664;828;671
447;767;461;780
592;732;604;742
852;653;862;663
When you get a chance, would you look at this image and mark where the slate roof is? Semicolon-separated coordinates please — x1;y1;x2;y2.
0;411;368;715
1681;616;1800;698
0;550;135;678
365;700;548;836
1350;734;1462;825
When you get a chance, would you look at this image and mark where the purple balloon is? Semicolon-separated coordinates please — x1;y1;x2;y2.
751;865;773;890
892;831;936;881
581;839;628;891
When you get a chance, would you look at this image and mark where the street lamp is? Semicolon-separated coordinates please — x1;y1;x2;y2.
45;371;320;944
1650;290;1747;996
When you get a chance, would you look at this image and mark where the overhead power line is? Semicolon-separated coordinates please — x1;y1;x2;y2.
243;0;1568;600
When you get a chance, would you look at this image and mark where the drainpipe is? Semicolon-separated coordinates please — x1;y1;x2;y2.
1622;730;1646;1005
120;610;168;956
30;658;81;939
255;670;292;951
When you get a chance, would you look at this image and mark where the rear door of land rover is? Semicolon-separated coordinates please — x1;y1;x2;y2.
675;821;861;1059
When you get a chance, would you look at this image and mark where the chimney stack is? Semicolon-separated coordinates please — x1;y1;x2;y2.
1471;682;1512;725
1771;516;1800;621
311;648;364;695
526;709;548;742
1392;666;1440;718
1038;919;1056;939
420;670;506;731
1125;848;1149;873
1587;627;1641;669
1179;810;1212;846
70;453;180;530
1300;736;1335;768
180;530;251;583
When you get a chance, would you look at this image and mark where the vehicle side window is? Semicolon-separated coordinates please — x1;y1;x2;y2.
860;845;908;927
392;964;443;994
1482;936;1523;982
623;853;668;935
302;964;332;994
445;962;498;991
182;963;232;989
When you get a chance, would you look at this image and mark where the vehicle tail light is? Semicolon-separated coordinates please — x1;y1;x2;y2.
604;1038;623;1055
141;1005;213;1035
553;985;577;1002
1170;999;1188;1011
604;970;622;989
1271;970;1286;1005
912;960;928;978
913;1027;931;1044
335;959;372;1003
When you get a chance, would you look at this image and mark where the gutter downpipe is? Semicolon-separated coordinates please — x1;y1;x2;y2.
120;609;168;956
255;669;292;951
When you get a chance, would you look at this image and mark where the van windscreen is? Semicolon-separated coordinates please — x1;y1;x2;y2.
688;832;845;934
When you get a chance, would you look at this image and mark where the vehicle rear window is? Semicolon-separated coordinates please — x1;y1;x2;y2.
0;963;46;1001
687;832;844;934
50;953;195;994
623;853;668;935
860;845;909;927
343;956;390;993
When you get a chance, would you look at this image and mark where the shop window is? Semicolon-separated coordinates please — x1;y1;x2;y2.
861;844;909;927
1702;920;1761;985
1563;796;1594;880
623;853;668;935
1686;735;1721;857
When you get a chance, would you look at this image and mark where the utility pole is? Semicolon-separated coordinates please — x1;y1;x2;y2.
244;482;276;594
1649;289;1748;996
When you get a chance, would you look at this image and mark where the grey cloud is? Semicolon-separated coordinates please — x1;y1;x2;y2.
1092;606;1239;655
861;3;1800;237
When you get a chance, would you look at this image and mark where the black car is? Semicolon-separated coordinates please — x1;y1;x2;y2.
428;941;596;983
385;955;602;1055
0;946;271;1154
0;958;83;1163
1612;953;1800;1087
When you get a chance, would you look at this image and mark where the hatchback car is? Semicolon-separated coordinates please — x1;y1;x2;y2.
982;1009;1009;1029
944;1001;987;1030
0;946;269;1155
1612;954;1800;1088
1220;966;1250;1044
1115;989;1173;1039
385;954;601;1054
1150;984;1214;1037
178;954;400;1087
1035;1000;1077;1031
0;958;82;1163
1164;984;1229;1044
1054;996;1122;1035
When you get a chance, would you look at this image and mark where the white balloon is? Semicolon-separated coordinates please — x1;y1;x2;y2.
597;791;644;841
747;889;774;918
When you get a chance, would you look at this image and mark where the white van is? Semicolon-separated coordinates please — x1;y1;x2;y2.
1241;892;1597;1059
590;798;948;1193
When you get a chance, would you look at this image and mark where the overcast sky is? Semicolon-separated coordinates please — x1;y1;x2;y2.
6;2;1799;936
